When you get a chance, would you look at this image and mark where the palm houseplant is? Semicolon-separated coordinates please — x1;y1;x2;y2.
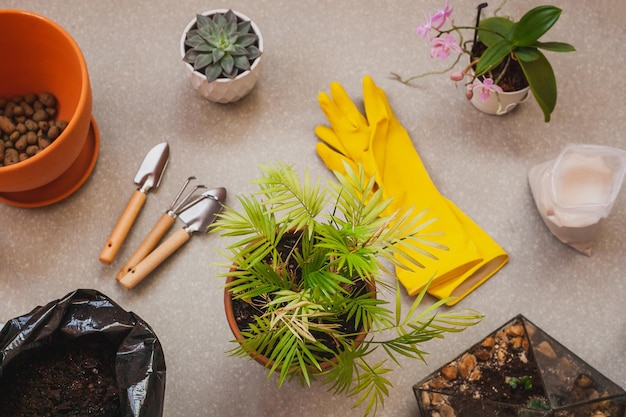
212;162;483;416
180;9;263;103
394;2;575;121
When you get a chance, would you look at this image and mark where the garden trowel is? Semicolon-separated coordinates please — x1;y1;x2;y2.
117;187;226;290
115;176;206;280
99;142;169;265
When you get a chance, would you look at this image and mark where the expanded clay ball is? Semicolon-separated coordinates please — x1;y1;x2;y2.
0;93;68;167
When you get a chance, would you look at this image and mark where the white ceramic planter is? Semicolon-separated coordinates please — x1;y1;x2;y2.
469;84;530;116
180;10;263;104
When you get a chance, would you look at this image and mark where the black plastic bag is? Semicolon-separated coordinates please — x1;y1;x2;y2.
0;289;166;417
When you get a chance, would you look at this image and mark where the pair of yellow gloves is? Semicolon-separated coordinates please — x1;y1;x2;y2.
315;76;508;306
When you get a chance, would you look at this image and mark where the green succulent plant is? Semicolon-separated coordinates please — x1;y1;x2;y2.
183;10;261;83
212;162;482;417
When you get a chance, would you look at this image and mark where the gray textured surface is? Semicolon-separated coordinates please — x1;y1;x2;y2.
1;1;625;416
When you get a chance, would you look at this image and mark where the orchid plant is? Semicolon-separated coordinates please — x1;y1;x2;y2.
394;1;575;122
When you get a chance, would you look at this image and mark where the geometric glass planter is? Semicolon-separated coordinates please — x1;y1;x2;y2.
414;315;626;417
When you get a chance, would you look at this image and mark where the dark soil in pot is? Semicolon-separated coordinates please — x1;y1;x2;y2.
472;42;529;92
230;295;363;361
0;333;121;417
228;231;371;362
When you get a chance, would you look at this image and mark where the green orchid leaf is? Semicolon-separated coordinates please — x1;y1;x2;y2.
519;49;557;122
507;22;519;42
475;39;512;76
512;5;562;46
513;46;539;62
477;17;513;47
534;41;576;53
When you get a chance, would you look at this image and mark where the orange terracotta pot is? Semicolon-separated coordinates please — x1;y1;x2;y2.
0;10;99;207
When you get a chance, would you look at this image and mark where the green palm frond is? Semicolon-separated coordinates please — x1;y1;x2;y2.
254;163;326;234
350;359;393;417
328;164;390;230
214;162;482;417
343;292;394;332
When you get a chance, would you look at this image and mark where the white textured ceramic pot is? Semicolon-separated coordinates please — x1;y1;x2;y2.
469;84;531;116
180;9;263;104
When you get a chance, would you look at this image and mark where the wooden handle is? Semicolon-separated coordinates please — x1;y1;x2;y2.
115;213;176;280
99;190;147;265
118;228;191;290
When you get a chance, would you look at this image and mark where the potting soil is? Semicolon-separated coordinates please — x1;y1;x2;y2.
0;333;121;417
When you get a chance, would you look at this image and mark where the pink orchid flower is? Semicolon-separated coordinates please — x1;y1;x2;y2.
429;34;462;60
415;12;434;39
431;0;454;30
471;78;504;101
416;1;454;39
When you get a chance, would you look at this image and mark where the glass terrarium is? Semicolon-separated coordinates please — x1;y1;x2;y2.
414;314;626;417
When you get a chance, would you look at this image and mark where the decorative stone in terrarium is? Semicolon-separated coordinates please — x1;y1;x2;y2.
414;315;626;417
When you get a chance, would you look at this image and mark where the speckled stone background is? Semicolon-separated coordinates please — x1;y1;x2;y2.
1;1;625;416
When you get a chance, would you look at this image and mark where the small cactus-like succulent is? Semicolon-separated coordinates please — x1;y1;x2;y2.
183;10;261;83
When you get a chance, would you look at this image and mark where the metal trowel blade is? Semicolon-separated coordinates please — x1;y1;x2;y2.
178;187;226;233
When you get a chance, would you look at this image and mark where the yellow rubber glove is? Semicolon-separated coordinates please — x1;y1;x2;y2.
315;75;508;305
426;198;508;304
